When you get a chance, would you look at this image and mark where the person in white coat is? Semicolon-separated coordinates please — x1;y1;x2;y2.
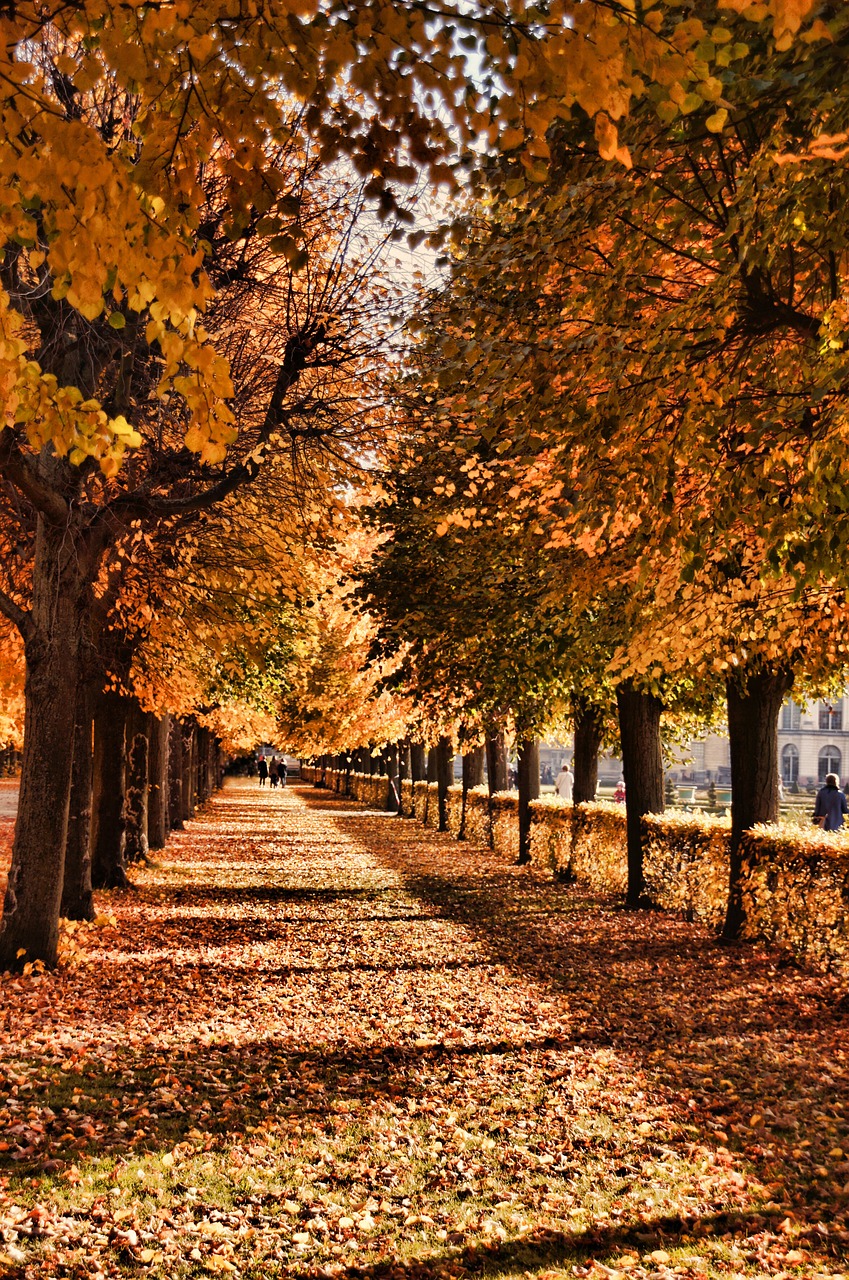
554;762;574;802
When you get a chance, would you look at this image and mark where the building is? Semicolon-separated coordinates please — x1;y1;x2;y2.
665;694;849;791
594;694;849;792
778;694;848;789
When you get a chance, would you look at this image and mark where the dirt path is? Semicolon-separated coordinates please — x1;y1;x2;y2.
0;780;846;1280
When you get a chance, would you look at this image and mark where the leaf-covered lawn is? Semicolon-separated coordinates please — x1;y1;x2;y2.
0;780;847;1280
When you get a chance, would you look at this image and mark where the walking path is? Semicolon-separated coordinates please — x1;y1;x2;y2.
0;780;847;1279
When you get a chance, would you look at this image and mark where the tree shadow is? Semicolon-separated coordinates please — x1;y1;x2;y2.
311;796;849;1240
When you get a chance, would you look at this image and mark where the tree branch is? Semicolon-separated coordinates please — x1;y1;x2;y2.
109;325;326;521
0;430;69;525
0;584;33;644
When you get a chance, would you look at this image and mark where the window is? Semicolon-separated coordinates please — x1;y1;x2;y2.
819;746;842;782
819;702;843;731
781;700;801;731
781;744;799;785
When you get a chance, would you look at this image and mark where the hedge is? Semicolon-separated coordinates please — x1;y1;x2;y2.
299;767;849;974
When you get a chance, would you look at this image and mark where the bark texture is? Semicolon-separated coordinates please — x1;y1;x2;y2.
460;746;485;839
485;728;509;851
148;714;169;851
572;698;605;805
124;701;151;864
722;668;793;941
0;518;84;968
616;682;664;907
61;677;95;921
436;735;453;831
91;689;130;890
181;721;196;822
167;716;184;831
485;729;509;793
517;738;540;865
410;743;426;782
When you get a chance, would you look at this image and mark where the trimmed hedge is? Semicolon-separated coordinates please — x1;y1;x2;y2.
301;769;849;973
529;800;628;894
742;825;849;971
643;810;731;929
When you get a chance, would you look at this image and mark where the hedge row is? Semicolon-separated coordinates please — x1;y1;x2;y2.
300;767;849;973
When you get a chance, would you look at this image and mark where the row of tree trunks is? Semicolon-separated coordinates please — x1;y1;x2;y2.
330;666;787;945
0;746;21;776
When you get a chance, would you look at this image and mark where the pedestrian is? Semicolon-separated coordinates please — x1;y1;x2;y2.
554;761;574;802
279;759;288;786
813;772;848;831
269;758;279;788
258;756;268;787
613;777;626;804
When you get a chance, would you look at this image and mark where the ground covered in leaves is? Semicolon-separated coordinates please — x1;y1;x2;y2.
0;780;847;1280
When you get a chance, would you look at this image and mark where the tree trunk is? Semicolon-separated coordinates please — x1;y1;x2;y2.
573;697;605;804
460;745;485;839
410;743;425;781
517;737;540;864
616;681;664;907
722;667;793;942
397;740;410;814
485;727;509;850
485;728;509;791
61;677;96;921
436;735;453;831
181;721;195;822
91;689;131;889
384;741;399;812
124;701;151;864
195;727;209;803
0;519;84;969
167;715;184;831
148;714;169;850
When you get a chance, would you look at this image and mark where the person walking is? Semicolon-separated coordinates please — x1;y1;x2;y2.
279;759;288;786
814;772;848;831
269;758;279;788
554;762;574;802
257;756;268;787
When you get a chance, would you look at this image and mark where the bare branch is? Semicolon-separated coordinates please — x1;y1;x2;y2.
0;430;69;525
0;584;33;643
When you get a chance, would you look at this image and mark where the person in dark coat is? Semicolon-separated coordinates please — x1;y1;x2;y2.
269;759;279;788
814;773;848;831
258;757;268;786
279;759;288;786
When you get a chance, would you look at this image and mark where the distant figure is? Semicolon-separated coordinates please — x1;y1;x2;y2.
814;773;847;831
613;777;626;804
280;759;288;786
258;757;268;787
269;759;279;788
554;762;574;802
777;776;784;803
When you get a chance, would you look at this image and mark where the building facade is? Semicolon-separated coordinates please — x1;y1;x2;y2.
594;694;849;791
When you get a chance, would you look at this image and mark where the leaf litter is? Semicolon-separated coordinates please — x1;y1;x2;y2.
0;779;846;1280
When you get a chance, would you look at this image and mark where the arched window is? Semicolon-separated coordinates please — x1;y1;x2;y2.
781;744;799;785
819;746;842;782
